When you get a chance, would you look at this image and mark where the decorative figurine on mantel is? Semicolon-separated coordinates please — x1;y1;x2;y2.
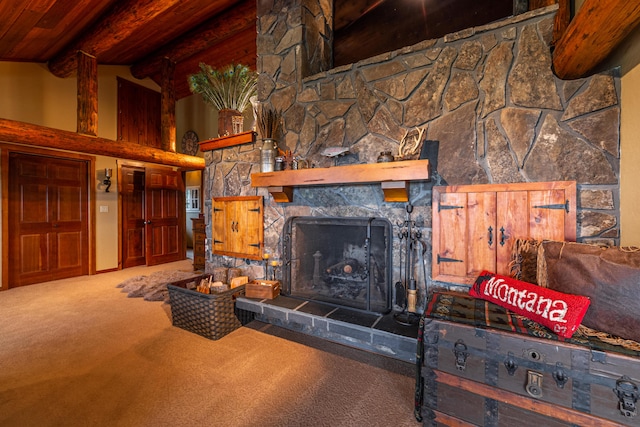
397;125;427;161
321;146;350;166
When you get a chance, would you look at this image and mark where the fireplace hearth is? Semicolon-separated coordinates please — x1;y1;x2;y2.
283;217;392;314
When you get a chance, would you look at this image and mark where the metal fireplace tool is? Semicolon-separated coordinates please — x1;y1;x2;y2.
394;203;424;326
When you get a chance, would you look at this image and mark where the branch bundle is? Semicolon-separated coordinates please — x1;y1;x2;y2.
256;107;283;140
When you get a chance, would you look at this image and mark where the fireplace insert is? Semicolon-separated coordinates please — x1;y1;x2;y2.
283;216;392;314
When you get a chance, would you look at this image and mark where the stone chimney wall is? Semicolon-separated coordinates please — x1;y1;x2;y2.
203;3;620;310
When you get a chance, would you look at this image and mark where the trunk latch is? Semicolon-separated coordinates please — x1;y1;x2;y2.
615;376;639;417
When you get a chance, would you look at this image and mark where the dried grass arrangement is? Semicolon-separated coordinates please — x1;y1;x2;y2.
256;107;283;140
188;63;257;112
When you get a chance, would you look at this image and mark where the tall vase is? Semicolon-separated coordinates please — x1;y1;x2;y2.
261;138;278;172
218;108;243;137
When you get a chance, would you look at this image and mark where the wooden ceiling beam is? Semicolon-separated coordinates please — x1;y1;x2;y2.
48;0;182;78
553;0;640;80
130;0;256;81
0;119;204;170
170;26;257;99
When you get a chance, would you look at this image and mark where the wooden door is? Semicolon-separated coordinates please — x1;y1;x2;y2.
121;166;146;268
212;196;263;260
496;191;529;275
433;191;497;281
432;191;468;279
228;197;263;258
9;153;89;287
145;167;184;266
212;198;227;255
432;181;576;285
467;192;497;277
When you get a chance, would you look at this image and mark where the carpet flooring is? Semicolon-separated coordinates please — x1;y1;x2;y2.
0;260;420;427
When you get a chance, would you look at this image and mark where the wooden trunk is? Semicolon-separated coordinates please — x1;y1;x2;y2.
418;294;640;426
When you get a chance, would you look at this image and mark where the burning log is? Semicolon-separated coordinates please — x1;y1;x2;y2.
324;258;365;279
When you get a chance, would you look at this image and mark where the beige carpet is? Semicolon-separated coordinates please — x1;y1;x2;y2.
0;260;420;427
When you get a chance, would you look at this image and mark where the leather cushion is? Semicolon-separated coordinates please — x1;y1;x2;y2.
539;241;640;343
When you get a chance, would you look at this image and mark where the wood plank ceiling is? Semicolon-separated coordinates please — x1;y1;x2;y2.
0;0;639;102
0;0;257;100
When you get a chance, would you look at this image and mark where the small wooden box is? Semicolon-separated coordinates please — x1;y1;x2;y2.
245;280;280;299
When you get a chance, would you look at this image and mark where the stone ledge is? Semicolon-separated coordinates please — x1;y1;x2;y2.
237;296;418;363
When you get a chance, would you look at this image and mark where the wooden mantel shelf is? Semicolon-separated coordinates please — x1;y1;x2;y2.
199;130;256;152
251;159;430;202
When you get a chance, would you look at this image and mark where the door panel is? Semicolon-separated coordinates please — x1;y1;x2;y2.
435;192;468;278
9;153;89;287
528;189;566;241
497;191;529;275
145;168;184;266
467;192;497;277
121;167;146;268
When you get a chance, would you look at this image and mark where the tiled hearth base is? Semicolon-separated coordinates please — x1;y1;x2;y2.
236;295;419;363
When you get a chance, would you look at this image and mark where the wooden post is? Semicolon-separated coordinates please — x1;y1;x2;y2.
552;0;571;47
77;51;98;136
161;57;176;153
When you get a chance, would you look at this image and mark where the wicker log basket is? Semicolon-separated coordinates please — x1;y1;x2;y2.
167;274;254;340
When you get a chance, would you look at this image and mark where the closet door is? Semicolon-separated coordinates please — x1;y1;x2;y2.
9;153;89;287
145;167;184;266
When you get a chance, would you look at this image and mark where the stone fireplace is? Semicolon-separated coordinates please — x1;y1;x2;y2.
204;4;621;318
283;216;393;314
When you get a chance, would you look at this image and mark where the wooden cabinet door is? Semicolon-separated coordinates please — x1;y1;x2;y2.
212;198;227;254
212;196;263;260
467;191;498;277
432;181;576;285
496;190;529;276
433;191;497;282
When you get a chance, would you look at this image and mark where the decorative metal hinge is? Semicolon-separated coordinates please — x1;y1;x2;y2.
533;200;570;213
249;207;261;213
453;340;468;371
213;207;223;212
249;243;261;248
437;254;463;264
438;204;464;212
214;239;223;244
614;376;639;417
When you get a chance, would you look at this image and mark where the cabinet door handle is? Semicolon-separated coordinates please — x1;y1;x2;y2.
488;226;493;247
500;226;507;246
